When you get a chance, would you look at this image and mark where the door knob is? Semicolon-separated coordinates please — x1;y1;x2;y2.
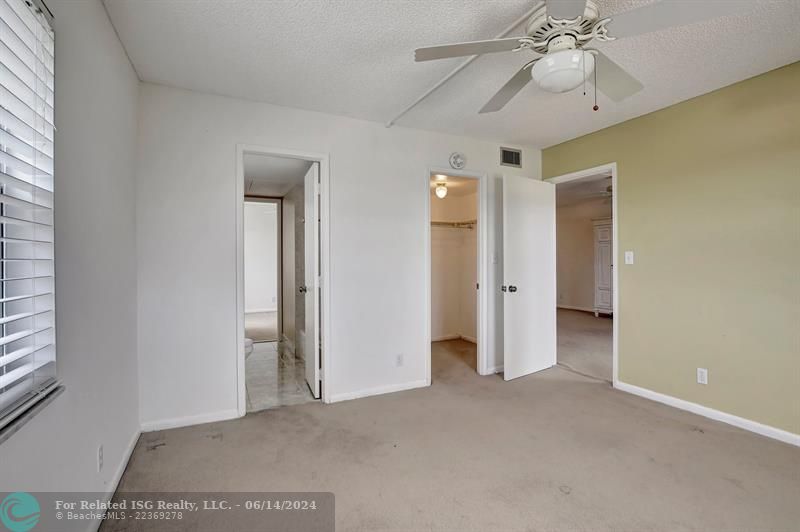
508;285;518;293
299;286;307;293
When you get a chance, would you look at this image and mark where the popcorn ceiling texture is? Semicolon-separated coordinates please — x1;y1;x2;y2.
103;0;800;147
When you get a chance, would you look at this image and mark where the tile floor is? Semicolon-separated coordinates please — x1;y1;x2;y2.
245;341;316;412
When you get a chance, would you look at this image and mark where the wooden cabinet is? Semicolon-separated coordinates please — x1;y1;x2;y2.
593;219;613;316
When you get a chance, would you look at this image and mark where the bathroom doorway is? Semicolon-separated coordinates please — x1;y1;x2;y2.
237;147;328;412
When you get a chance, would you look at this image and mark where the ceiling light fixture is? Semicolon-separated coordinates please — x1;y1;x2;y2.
531;48;595;94
435;183;448;199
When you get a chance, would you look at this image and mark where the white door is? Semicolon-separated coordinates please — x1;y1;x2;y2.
502;175;556;381
303;163;321;398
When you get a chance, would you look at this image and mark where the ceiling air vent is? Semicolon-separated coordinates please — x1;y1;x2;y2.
500;147;522;168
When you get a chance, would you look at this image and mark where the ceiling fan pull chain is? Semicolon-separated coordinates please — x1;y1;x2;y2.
582;50;587;96
593;59;599;111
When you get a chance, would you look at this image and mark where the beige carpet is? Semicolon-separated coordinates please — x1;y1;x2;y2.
112;340;799;531
558;308;612;381
244;311;278;342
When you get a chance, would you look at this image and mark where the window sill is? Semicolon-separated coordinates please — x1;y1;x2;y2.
0;384;64;446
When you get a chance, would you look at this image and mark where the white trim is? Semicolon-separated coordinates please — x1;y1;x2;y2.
140;409;239;433
487;364;504;374
425;167;490;383
236;144;332;415
546;162;619;386
330;380;429;403
245;308;278;314
89;429;141;532
557;304;595;313
615;381;800;447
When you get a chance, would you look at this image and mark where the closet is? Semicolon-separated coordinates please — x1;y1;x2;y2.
430;179;478;343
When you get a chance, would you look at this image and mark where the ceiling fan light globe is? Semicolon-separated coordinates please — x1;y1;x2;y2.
435;184;448;199
531;49;595;93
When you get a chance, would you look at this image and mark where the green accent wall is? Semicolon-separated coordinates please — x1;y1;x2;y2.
543;63;800;434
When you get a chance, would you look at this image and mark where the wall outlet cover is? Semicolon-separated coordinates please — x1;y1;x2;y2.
395;354;404;367
697;368;708;385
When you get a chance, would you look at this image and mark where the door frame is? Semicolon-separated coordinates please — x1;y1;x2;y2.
545;162;619;386
424;167;490;381
235;144;332;415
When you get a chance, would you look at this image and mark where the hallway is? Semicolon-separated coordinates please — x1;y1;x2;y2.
557;308;612;381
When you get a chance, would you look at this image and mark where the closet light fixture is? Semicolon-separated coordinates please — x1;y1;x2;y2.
435;183;448;199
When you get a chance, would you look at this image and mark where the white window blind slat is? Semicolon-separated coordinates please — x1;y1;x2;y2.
0;0;54;430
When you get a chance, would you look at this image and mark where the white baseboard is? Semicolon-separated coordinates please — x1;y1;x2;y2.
557;304;594;313
245;308;277;314
487;364;504;374
140;409;240;432
330;379;428;403
89;428;140;532
615;381;800;447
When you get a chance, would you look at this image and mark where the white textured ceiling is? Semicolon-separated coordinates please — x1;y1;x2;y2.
556;173;611;206
244;153;310;197
104;0;800;148
430;174;478;197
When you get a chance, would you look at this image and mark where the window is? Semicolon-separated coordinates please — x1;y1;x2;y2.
0;0;57;433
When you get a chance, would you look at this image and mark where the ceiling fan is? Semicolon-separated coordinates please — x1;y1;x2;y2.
415;0;751;113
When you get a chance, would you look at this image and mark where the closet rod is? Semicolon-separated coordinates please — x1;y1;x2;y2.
431;220;476;229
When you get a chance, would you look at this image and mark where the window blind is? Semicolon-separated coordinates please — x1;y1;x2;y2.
0;0;56;432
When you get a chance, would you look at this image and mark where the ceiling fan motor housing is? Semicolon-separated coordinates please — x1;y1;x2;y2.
524;0;602;54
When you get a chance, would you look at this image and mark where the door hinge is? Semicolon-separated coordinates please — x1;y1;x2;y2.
476;283;479;290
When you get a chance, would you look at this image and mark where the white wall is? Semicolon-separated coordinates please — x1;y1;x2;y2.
0;0;140;507
283;183;305;354
556;198;611;311
136;82;540;426
244;202;278;312
431;190;478;342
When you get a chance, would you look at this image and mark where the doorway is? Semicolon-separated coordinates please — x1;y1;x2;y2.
547;164;619;384
426;169;490;381
236;145;331;414
244;198;281;343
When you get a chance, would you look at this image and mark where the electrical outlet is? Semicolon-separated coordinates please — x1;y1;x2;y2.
395;354;404;368
697;368;708;385
97;444;104;472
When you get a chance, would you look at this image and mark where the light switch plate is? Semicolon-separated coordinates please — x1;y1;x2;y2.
624;251;635;265
697;368;708;385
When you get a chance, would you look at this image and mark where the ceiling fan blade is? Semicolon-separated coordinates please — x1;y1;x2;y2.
606;0;753;39
479;64;536;114
546;0;587;20
415;37;527;62
591;51;643;102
